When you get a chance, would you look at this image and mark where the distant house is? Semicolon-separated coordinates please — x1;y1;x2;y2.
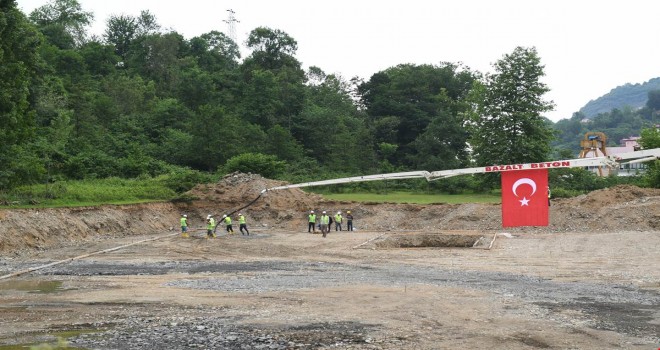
608;137;644;176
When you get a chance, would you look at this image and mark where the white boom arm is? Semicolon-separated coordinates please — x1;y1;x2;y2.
261;148;660;192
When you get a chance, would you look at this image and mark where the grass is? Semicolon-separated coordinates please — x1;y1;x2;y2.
0;177;176;208
0;178;502;208
320;191;501;204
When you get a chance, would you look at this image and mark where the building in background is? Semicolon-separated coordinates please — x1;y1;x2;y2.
607;137;644;176
579;133;646;176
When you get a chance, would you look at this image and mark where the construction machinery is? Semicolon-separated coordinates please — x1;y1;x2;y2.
579;132;608;176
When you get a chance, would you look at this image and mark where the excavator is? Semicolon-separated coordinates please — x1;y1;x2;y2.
578;132;608;176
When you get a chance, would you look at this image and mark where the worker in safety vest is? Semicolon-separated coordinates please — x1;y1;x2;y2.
334;211;343;231
180;214;189;238
223;214;234;234
308;210;316;233
206;215;216;238
320;211;330;238
238;213;249;236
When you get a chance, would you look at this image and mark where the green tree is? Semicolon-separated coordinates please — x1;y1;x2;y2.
78;41;119;77
0;0;43;188
410;108;469;170
358;63;476;168
646;90;660;125
104;14;137;60
189;30;240;71
245;27;298;70
29;0;93;48
104;10;160;62
185;31;241;110
264;125;305;162
292;71;376;172
639;127;660;187
647;90;660;111
241;27;305;128
468;46;555;170
126;32;185;95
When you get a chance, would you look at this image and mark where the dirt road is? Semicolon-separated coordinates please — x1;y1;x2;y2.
0;174;658;349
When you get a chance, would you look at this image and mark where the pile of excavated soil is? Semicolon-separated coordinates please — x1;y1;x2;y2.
549;184;660;231
187;172;325;212
0;174;658;256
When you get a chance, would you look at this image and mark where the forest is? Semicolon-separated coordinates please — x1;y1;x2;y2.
1;0;659;200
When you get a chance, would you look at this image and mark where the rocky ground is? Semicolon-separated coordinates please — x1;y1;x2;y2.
0;173;658;349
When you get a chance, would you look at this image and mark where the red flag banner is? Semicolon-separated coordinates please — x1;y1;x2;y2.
501;169;549;227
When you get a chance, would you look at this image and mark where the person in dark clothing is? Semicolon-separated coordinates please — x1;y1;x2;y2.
346;210;354;231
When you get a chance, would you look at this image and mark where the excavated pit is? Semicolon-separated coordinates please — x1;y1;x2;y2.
370;231;491;249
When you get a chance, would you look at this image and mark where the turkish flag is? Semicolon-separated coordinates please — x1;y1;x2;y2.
501;169;549;227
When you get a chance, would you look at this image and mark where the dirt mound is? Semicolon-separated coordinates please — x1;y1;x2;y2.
560;184;660;208
187;172;325;212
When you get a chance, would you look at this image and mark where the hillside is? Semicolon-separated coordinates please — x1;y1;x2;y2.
579;77;660;118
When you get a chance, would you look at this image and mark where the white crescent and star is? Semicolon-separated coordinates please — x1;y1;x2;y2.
512;178;537;206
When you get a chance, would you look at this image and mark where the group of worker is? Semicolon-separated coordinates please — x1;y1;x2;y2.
180;209;355;239
307;210;354;238
179;213;250;238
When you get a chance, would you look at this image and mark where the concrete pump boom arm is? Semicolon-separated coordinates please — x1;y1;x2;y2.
261;148;660;192
263;171;432;192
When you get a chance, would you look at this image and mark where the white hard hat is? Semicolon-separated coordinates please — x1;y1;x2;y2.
337;211;341;214
207;215;212;218
310;210;314;213
322;211;326;214
222;214;227;218
238;213;243;216
183;214;187;217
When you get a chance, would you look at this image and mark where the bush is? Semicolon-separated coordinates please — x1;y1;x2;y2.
549;167;648;197
430;175;480;194
549;187;581;198
223;153;286;179
156;167;214;193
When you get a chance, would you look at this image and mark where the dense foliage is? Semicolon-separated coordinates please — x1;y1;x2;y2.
639;127;660;187
1;0;657;202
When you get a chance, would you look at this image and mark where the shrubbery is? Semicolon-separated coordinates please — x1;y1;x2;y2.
223;153;286;179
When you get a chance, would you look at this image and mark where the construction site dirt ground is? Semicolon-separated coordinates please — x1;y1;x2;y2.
0;173;659;349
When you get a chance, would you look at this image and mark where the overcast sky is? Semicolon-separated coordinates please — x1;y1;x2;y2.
16;0;660;122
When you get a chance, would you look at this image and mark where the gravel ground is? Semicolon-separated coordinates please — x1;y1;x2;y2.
2;258;657;349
